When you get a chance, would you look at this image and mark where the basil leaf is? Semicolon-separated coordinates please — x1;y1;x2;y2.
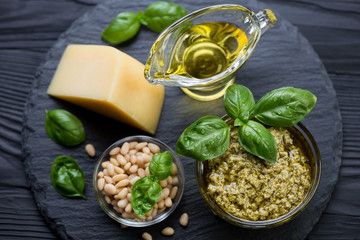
224;84;255;122
102;12;141;44
149;151;173;181
131;176;162;217
238;120;277;163
45;109;85;146
176;116;230;161
50;156;86;199
140;1;187;33
253;87;317;127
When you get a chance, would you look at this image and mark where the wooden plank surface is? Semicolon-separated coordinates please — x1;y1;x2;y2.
0;0;359;239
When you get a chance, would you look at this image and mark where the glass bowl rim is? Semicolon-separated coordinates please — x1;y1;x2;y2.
93;135;185;227
195;118;322;228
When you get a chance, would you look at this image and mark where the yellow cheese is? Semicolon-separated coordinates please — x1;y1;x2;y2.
47;44;165;134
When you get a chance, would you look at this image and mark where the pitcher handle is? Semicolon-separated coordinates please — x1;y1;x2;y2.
256;9;277;36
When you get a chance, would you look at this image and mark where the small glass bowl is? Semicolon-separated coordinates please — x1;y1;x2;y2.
195;118;321;228
93;135;185;227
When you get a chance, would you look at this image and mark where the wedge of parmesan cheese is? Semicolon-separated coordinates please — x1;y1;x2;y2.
47;44;164;134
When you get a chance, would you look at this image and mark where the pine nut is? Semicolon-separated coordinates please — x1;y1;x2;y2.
97;178;105;190
142;147;150;154
121;142;130;155
145;167;150;176
117;198;128;208
105;195;111;204
112;174;127;182
125;154;130;161
104;184;116;195
107;163;115;176
130;176;140;185
110;157;119;167
110;146;120;155
164;197;172;207
171;163;178;176
85;143;96;157
136;142;147;150
98;171;104;178
129;149;137;155
157;199;165;208
124;162;131;171
179;213;189;227
143;153;152;163
160;180;167;188
129;141;138;149
161;227;174;236
148;143;160;153
125;202;132;213
138;168;145;178
142;232;152;240
101;161;110;169
129;164;138;174
166;176;173;185
137;157;144;168
151;207;158;218
116;179;130;188
161;188;170;200
127;193;131;201
114;166;124;174
172;176;179;185
118;188;128;199
170;186;178;199
104;176;113;184
128;174;137;180
116;154;127;165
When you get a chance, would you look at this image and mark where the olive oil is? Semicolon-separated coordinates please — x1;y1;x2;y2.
166;22;248;79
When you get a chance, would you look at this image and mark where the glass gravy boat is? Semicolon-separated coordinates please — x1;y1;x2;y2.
144;4;277;101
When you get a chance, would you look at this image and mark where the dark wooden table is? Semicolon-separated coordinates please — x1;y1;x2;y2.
0;0;359;239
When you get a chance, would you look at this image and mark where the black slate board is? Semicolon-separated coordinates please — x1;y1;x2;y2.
22;0;342;239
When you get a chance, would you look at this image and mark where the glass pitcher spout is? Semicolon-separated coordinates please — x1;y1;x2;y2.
256;9;277;36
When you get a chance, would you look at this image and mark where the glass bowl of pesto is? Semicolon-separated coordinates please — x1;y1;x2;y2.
93;135;185;227
195;116;321;228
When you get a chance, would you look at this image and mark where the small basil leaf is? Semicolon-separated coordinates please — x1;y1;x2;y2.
45;109;85;146
50;156;86;199
234;118;244;127
176;116;230;161
238;120;277;163
224;84;255;122
149;151;173;181
102;12;141;44
253;87;317;127
131;176;162;217
140;1;187;33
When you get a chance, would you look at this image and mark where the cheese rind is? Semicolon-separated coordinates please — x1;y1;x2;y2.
47;44;165;134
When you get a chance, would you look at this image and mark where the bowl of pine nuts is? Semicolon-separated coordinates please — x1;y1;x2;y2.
93;135;185;227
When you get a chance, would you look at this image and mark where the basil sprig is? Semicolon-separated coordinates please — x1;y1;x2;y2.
176;84;316;163
131;151;173;217
102;1;186;44
45;109;86;146
50;156;86;199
